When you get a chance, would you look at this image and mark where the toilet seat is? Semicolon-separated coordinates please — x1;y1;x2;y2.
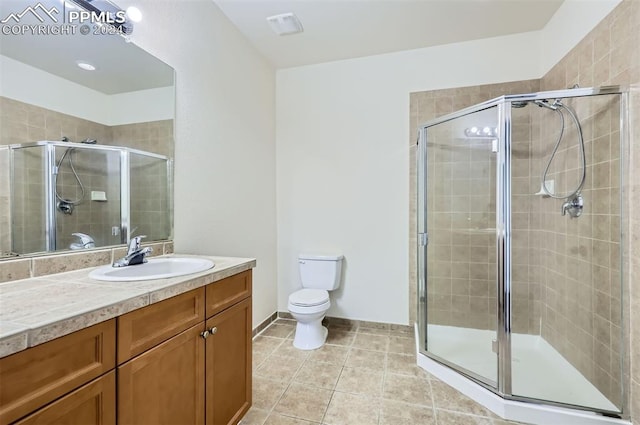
288;289;329;307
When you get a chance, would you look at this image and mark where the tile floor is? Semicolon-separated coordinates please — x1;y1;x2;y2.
242;318;524;425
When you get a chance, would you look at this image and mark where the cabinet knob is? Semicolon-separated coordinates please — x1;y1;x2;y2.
200;330;210;339
209;327;218;335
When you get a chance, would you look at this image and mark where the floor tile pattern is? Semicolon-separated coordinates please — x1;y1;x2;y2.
242;319;525;425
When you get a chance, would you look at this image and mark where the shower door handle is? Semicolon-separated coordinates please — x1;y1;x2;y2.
419;233;429;246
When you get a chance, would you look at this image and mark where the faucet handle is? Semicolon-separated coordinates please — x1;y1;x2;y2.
128;235;147;253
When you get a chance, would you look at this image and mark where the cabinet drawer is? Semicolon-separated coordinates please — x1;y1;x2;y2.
0;320;115;425
13;371;115;425
118;288;204;364
205;270;252;318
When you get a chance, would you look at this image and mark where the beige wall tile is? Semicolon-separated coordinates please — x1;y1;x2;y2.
0;258;31;283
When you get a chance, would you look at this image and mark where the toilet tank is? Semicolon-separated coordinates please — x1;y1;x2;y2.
298;254;344;290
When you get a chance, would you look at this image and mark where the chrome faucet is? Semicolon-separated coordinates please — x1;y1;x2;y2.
561;194;584;218
113;235;153;267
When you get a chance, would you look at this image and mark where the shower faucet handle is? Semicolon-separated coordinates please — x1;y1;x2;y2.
561;195;583;218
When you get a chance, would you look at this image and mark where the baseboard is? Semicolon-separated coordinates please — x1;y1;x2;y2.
274;311;413;334
252;311;278;337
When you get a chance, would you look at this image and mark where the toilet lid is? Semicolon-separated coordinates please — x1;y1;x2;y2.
289;289;329;307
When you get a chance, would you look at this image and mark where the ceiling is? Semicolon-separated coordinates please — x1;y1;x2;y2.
0;0;174;94
214;0;565;69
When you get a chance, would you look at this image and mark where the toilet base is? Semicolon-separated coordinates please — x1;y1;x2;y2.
292;321;328;350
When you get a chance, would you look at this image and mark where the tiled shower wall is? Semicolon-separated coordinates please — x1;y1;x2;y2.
536;0;638;412
532;94;624;407
409;79;539;332
0;96;173;256
410;0;638;417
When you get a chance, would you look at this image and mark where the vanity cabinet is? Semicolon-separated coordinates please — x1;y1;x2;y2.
118;270;252;425
0;269;252;425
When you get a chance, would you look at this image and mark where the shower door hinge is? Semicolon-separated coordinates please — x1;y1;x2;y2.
419;233;429;246
492;339;498;354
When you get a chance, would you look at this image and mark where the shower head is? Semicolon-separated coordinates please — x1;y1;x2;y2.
534;99;560;111
60;136;97;144
511;99;563;111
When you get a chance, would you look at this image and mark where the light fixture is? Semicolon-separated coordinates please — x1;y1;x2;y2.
464;126;497;138
76;61;96;71
266;12;303;36
126;6;142;23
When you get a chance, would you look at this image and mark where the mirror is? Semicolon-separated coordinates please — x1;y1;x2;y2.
0;0;175;258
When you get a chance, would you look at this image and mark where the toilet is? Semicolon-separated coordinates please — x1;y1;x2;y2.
288;254;344;350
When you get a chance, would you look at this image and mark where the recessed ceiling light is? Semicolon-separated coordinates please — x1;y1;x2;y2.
126;6;142;23
76;61;96;71
266;12;303;36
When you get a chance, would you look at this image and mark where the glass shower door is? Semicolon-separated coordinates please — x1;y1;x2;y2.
130;152;171;241
54;145;122;250
419;106;500;387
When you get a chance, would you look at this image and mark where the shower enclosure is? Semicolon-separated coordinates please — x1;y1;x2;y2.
417;86;628;418
9;141;172;254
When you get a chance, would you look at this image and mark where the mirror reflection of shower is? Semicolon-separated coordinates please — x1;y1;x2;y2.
55;136;97;214
512;96;586;218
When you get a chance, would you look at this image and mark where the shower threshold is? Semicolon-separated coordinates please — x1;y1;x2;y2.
416;324;629;425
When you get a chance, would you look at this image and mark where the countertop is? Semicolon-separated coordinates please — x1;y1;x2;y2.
0;254;256;358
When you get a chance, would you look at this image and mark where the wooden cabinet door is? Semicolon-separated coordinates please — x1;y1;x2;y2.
205;297;252;425
0;320;115;425
13;372;115;425
118;323;206;425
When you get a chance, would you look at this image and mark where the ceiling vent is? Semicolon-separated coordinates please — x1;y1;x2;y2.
266;12;303;36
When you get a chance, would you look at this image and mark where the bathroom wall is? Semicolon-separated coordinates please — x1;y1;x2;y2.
117;0;278;329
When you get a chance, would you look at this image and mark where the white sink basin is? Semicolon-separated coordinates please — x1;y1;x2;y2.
89;257;215;282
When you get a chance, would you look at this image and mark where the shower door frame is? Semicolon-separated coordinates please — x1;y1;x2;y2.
417;85;629;416
9;140;172;253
